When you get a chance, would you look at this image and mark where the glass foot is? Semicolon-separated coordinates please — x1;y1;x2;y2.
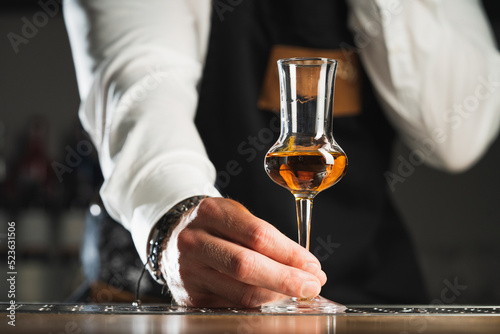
261;295;346;314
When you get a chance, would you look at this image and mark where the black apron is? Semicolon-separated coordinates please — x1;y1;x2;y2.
195;0;427;304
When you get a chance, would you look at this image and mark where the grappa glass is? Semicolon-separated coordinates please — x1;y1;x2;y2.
262;57;347;313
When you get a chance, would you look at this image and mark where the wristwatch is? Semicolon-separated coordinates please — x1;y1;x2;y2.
147;195;207;284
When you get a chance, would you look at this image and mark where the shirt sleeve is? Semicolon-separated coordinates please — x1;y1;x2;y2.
63;0;221;264
347;0;500;172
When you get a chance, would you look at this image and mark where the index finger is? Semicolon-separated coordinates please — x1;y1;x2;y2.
196;198;322;272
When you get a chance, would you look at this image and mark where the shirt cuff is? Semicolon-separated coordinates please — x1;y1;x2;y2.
101;160;222;265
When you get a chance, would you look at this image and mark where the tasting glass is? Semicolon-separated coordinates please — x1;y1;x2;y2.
262;57;347;313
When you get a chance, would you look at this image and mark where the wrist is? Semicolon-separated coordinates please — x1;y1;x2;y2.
147;195;207;284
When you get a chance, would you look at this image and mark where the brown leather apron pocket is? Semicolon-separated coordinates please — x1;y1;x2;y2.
258;45;361;117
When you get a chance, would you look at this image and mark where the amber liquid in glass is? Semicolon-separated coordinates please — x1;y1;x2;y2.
265;151;347;195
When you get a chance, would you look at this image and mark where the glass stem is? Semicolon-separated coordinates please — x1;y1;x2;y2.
295;196;314;251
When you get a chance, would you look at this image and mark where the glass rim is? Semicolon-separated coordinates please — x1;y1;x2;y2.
277;57;337;66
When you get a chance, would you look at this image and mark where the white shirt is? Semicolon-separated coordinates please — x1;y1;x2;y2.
63;0;500;264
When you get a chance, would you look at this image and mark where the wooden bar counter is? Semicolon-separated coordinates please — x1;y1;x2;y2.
2;304;499;333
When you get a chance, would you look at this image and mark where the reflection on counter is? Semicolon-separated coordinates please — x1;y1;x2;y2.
2;304;500;334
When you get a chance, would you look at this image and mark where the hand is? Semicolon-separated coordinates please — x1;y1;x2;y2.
160;197;327;308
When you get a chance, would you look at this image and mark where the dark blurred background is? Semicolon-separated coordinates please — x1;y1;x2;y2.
1;1;499;304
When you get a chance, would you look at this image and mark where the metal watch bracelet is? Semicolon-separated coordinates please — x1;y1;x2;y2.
147;195;207;284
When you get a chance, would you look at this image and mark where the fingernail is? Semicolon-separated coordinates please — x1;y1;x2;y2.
301;281;320;298
302;262;320;274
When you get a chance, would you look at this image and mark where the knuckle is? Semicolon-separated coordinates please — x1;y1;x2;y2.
248;224;271;250
283;246;300;265
196;197;221;218
277;271;297;296
176;229;197;254
231;251;257;281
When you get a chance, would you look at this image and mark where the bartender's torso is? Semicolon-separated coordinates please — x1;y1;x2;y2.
195;0;427;304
